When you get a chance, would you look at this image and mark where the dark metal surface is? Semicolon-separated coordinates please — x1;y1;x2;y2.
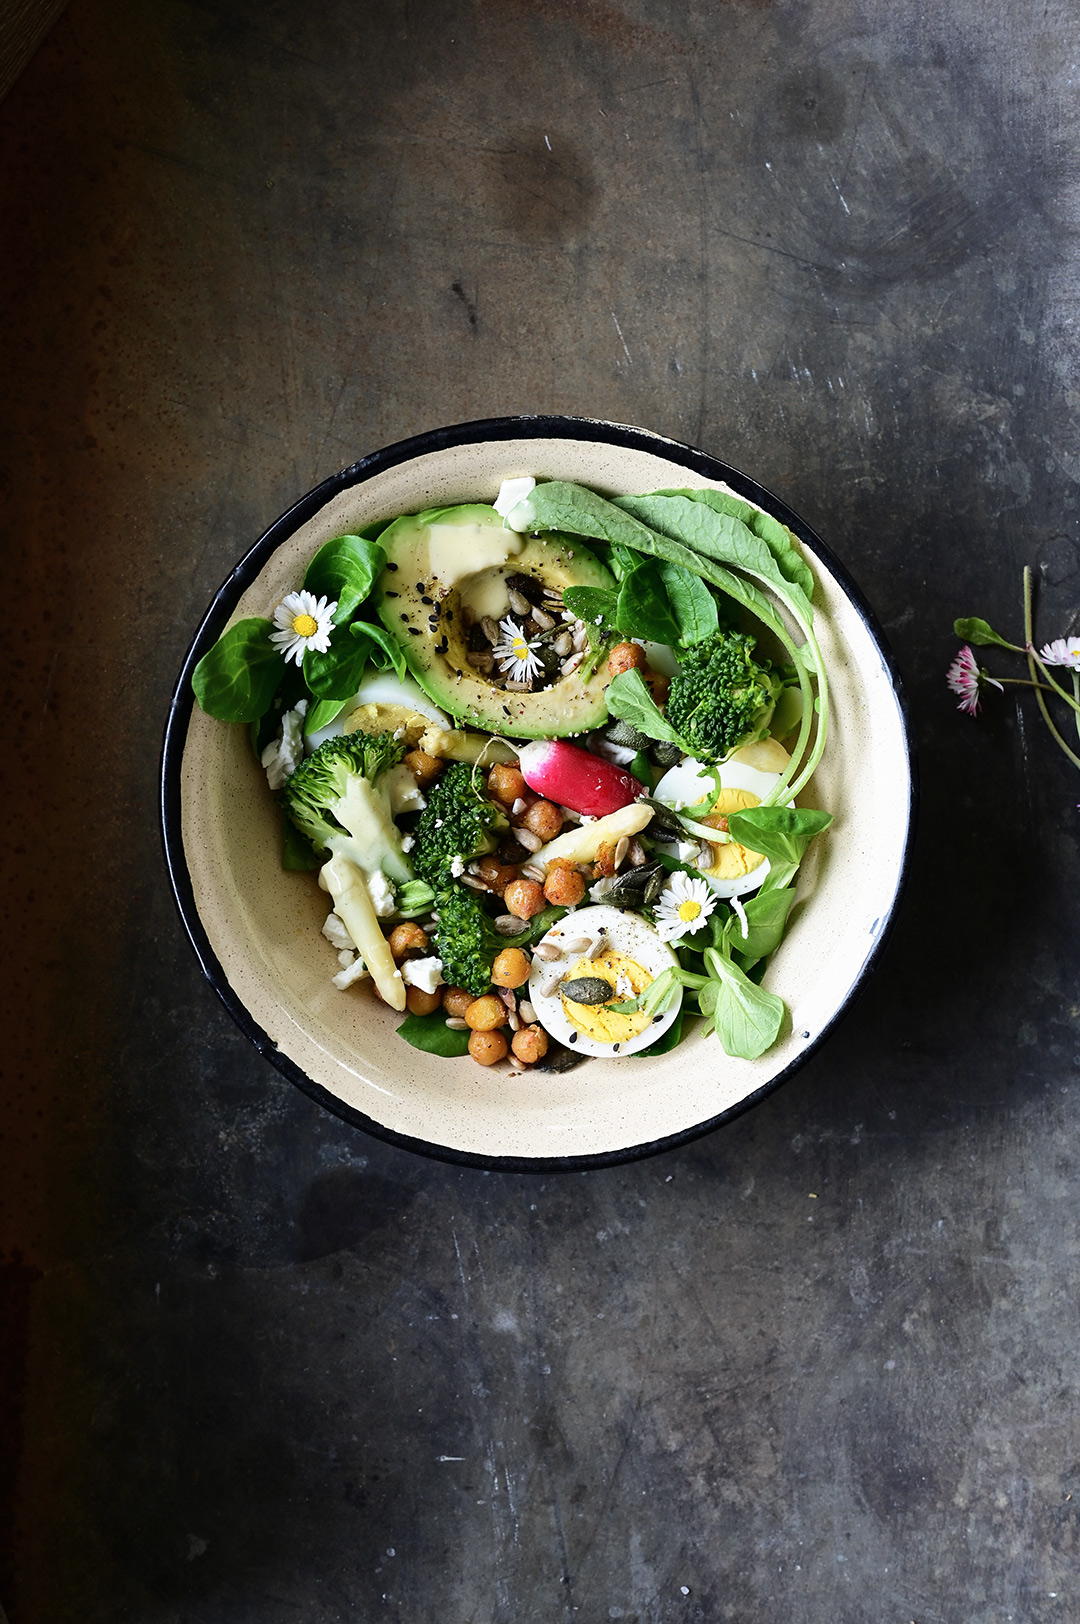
4;1;1080;1619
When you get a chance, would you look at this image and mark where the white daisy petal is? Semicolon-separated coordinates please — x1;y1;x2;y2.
653;870;716;942
268;587;338;665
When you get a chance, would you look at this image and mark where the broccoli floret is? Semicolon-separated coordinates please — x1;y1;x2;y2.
281;731;413;1009
412;762;509;888
434;884;565;998
665;630;784;764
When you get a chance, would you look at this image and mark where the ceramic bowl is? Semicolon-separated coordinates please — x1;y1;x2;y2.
161;416;915;1169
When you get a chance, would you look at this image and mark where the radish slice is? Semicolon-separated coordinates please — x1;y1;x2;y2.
516;738;645;818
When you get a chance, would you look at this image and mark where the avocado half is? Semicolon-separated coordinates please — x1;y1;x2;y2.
372;504;615;738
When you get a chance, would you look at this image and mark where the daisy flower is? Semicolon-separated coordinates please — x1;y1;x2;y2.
493;616;543;683
270;589;337;666
1039;636;1080;670
946;644;1003;717
654;870;716;942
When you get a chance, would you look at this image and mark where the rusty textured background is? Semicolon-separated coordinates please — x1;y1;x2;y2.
3;1;1080;1620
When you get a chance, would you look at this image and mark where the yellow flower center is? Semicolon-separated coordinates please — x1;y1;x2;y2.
292;613;319;638
511;635;529;658
677;898;702;923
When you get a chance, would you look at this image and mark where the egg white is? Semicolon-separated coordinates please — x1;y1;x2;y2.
653;755;791;898
304;669;450;751
527;905;683;1059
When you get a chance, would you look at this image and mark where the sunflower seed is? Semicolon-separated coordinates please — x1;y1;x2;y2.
571;626;590;652
613;836;629;870
444;1017;469;1029
553;631;573;656
519;1000;537;1024
459;873;490;891
507;1010;521;1032
504;679;534;692
507;588;532;617
532;607;555;631
481;615;501;645
627;838;646;867
561;652;584;676
587;933;609;960
509;1055;527;1071
514;828;543;853
562;937;592;954
533;942;562;961
467;650;494;674
521;861;546;884
558;804;582;824
495;914;524;933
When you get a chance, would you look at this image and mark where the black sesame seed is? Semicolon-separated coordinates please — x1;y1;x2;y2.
415;582;425;593
569;1032;578;1044
385;590;399;598
612;1043;620;1052
400;613;409;621
386;561;399;571
408;627;421;635
421;595;434;605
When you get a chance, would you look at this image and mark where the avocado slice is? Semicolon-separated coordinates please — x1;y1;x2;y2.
372;504;616;738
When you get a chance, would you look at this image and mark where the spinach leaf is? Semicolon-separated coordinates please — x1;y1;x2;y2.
397;1011;472;1057
192;617;284;724
724;806;833;866
657;560;719;644
652;488;816;604
303;631;369;701
725;885;796;962
616;563;682;646
704;948;785;1059
615;492;814;627
304;695;351;734
563;584;619;641
606;668;685;746
303;533;387;623
351;619;410;680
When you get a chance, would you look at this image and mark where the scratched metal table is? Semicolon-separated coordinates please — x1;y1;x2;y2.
3;2;1079;1620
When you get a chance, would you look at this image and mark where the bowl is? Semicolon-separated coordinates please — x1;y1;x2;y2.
161;415;915;1169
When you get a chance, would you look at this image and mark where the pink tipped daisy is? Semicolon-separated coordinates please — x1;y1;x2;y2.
946;645;1002;717
269;589;337;666
1038;636;1080;670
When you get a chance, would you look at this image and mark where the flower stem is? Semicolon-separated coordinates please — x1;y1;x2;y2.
1023;566;1080;770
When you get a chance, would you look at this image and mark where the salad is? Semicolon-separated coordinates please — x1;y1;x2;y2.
193;476;831;1072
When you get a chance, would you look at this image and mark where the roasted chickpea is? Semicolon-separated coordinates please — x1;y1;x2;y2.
491;947;531;989
503;877;546;920
469;1028;509;1066
521;798;563;842
403;748;443;788
441;985;475;1019
464;994;506;1031
608;641;647;678
476;853;519;896
543;863;586;907
645;668;670;706
405;985;442;1016
487;762;528;805
388;922;429;961
511;1024;549;1065
592;841;618;879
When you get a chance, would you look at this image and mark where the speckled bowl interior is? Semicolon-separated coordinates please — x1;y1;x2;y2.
162;417;914;1168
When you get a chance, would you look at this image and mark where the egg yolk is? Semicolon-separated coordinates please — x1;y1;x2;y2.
700;788;766;880
560;948;654;1048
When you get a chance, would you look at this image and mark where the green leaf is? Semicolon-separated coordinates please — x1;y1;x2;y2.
304;695;351;735
563;584;619;642
606;668;685;746
629;750;654;789
657;561;719;644
724;805;833;867
725;885;796;961
615;492;814;627
705;948;786;1059
396;1011;471;1057
282;813;321;871
350;619;410;680
303;631;370;700
192;618;285;724
304;533;387;623
615;563;682;646
652;489;816;604
953;616;1016;650
634;1010;685;1056
396;879;437;917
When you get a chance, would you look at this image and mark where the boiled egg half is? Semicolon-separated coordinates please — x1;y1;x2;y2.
653;742;793;899
304;668;450;752
527;905;683;1059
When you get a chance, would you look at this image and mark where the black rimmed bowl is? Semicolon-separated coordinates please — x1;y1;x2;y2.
161;416;915;1169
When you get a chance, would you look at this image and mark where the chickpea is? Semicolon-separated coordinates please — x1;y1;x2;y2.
543;863;586;907
469;1028;509;1066
521;798;563;842
442;985;475;1019
503;877;546;920
476;853;519;896
388;922;429;961
403;748;443;788
487;762;528;805
492;947;531;989
406;985;442;1017
608;641;647;678
592;841;618;879
464;994;506;1031
511;1024;549;1065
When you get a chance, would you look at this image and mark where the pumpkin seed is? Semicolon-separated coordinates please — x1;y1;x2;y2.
560;976;615;1005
